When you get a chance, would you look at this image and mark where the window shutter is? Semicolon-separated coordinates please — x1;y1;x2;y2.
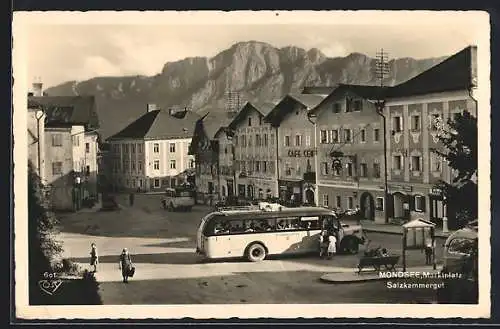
421;196;427;212
409;195;415;211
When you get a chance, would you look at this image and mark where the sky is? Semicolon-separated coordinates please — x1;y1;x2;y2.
20;11;485;89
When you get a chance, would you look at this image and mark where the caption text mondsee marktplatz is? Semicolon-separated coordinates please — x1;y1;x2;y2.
379;271;463;279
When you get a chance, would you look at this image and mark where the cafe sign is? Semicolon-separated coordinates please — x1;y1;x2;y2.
287;149;316;158
429;188;443;196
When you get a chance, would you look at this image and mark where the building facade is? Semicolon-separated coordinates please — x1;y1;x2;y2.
107;106;198;192
28;87;100;211
382;45;477;226
213;127;235;199
311;84;386;222
229;102;277;200
265;94;327;205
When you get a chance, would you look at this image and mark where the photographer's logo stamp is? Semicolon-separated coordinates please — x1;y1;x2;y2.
38;272;62;296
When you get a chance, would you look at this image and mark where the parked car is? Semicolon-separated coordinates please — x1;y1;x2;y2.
162;187;195;211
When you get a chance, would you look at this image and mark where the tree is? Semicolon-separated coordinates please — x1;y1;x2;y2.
433;110;477;228
28;163;63;303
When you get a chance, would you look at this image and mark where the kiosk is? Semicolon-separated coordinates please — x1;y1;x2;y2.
402;218;436;271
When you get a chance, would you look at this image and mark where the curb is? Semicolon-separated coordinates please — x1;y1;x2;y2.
320;273;385;284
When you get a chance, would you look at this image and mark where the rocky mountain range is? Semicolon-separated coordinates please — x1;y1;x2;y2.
44;41;447;139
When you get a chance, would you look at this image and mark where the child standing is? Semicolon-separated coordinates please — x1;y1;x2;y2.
327;232;337;259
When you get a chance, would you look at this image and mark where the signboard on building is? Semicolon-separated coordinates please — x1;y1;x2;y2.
429;188;443;196
388;184;413;192
287;149;316;158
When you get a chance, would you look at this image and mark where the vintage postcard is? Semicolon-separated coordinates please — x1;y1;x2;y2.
12;10;491;320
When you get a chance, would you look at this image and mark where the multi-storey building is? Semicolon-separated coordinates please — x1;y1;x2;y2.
189;112;233;203
264;93;327;204
229;101;277;199
382;45;477;226
213;126;235;199
28;87;100;210
107;105;198;192
310;84;386;222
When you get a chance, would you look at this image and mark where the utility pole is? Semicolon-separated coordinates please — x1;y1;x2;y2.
375;48;390;224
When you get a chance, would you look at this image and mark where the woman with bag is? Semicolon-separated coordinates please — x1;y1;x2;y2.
119;248;134;283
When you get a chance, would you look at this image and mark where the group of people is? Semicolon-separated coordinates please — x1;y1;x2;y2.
89;243;135;283
318;230;338;259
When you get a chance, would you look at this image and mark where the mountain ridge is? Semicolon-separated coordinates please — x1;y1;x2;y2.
44;40;448;139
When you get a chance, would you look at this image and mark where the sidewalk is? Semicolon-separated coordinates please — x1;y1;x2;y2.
320;265;443;283
360;220;453;239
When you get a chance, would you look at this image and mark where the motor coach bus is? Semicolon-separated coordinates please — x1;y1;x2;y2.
196;207;365;262
161;186;195;211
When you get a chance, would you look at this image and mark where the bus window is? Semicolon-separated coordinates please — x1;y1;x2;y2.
320;215;337;230
300;220;320;230
276;217;300;231
246;218;275;233
229;220;245;234
213;220;230;235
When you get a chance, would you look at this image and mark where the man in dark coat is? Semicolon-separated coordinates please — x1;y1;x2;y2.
129;192;135;207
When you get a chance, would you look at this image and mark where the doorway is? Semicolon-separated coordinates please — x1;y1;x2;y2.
305;189;315;205
360;192;375;221
393;192;408;219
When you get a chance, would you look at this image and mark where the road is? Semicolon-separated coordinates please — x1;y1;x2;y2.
57;193;444;304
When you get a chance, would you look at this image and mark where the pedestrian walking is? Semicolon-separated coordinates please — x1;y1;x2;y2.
327;232;337;259
319;230;327;259
89;242;98;273
129;192;135;207
424;233;435;265
119;248;134;283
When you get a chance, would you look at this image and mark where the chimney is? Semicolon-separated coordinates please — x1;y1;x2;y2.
32;81;43;97
147;103;158;113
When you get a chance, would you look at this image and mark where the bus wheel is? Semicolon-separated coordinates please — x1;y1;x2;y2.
246;243;267;262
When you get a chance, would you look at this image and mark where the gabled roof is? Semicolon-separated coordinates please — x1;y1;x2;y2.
386;46;476;98
28;96;99;131
264;93;327;126
202;112;233;139
107;109;200;141
309;84;386;115
227;101;278;130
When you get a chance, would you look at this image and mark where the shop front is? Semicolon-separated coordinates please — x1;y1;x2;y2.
278;179;303;205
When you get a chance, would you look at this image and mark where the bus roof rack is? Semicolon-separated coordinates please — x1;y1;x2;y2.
217;206;259;212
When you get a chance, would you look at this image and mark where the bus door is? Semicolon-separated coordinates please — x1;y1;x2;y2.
321;215;344;248
275;216;304;254
225;219;247;257
300;216;322;251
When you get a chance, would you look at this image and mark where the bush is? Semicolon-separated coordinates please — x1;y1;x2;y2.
28;163;101;305
28;163;63;304
59;258;81;276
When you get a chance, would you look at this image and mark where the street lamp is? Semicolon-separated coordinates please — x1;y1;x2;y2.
35;109;45;179
375;100;389;224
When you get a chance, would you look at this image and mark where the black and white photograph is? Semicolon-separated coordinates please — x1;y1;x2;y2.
12;10;490;319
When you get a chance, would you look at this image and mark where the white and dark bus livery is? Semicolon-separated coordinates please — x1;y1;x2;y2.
196;206;366;262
